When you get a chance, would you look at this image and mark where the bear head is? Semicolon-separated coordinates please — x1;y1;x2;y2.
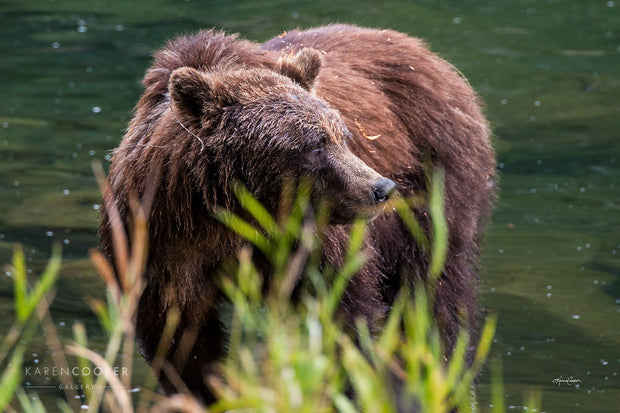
167;48;396;223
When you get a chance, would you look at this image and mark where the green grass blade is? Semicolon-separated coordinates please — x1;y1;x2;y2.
12;244;28;322
429;168;448;281
233;183;280;238
491;359;504;413
394;197;430;251
340;336;394;413
26;243;61;320
214;210;272;255
88;298;112;333
472;314;497;369
324;219;367;318
330;391;358;413
0;346;24;411
73;322;94;400
446;330;470;388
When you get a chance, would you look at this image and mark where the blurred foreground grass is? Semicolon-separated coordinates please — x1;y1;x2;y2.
0;171;541;412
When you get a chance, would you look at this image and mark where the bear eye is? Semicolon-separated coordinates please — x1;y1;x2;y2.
311;134;328;151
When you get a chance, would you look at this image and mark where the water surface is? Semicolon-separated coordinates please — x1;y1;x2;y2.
1;0;618;411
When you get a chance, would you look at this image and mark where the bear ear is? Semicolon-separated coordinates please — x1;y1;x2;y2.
277;48;322;90
169;66;233;123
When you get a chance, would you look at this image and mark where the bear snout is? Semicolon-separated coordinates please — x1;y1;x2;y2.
372;178;396;203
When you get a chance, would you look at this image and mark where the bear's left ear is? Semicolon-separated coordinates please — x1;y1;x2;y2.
169;66;234;125
277;48;322;90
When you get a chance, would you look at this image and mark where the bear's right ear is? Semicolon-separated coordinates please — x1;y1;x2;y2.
277;48;322;90
169;66;233;124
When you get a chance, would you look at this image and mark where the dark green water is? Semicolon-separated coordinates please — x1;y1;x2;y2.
1;0;618;411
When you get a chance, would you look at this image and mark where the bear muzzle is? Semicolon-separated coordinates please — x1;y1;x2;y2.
372;178;396;203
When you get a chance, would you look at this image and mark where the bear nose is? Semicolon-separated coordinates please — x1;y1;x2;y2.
372;178;396;203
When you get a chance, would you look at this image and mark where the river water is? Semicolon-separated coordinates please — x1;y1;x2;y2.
1;1;618;411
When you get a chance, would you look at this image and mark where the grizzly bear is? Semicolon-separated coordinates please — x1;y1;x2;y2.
99;24;495;403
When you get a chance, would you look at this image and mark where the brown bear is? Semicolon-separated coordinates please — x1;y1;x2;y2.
99;24;495;403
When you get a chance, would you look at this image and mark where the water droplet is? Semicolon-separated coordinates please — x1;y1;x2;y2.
506;351;512;356
13;180;19;187
115;24;125;31
499;162;505;169
585;243;590;248
453;17;461;24
490;287;496;292
80;405;89;410
63;189;70;195
77;25;87;33
536;159;542;165
52;42;60;49
86;66;93;73
92;106;102;114
501;99;508;105
498;249;504;254
571;314;580;320
577;246;582;251
59;321;66;327
607;1;615;7
546;285;552;290
546;292;551;297
580;187;586;192
291;12;299;18
33;359;39;364
534;100;541;107
529;115;536;121
89;149;95;156
1;122;8;128
63;239;70;245
46;231;54;237
93;204;100;211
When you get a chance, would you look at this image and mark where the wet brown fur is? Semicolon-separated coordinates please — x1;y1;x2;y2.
99;24;495;403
